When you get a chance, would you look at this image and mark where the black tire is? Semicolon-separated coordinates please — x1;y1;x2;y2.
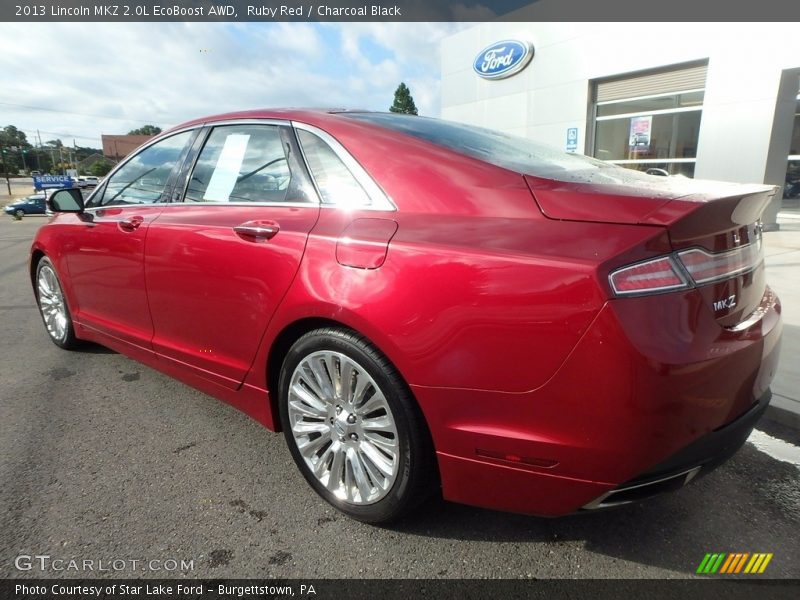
278;327;436;524
34;256;80;350
15;209;24;218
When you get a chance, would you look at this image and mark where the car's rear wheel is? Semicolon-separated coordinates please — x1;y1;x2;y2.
35;257;79;349
278;327;435;523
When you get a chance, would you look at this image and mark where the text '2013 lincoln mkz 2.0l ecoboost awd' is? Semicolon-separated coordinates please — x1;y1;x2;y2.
32;110;782;523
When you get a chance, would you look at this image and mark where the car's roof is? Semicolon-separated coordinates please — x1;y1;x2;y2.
169;108;363;133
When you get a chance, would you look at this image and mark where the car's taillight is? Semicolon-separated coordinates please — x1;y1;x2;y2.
677;240;762;285
609;239;763;297
609;256;688;296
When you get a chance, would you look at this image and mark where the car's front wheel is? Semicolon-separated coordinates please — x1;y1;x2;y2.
35;257;80;349
278;328;435;523
14;209;24;218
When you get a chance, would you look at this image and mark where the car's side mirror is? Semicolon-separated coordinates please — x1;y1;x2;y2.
48;188;84;213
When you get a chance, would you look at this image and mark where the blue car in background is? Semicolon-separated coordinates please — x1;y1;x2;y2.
4;194;47;217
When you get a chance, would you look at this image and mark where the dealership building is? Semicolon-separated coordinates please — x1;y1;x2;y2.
441;22;799;228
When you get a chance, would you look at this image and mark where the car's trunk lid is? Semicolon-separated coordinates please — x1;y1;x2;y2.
525;174;777;327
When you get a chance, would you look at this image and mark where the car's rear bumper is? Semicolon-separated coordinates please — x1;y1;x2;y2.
412;287;782;516
581;388;770;509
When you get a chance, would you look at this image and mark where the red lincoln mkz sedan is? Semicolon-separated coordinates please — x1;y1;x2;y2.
32;110;782;523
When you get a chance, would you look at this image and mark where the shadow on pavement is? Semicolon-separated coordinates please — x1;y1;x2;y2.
390;444;799;576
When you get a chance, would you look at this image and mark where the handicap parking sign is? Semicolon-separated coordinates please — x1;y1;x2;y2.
566;127;578;153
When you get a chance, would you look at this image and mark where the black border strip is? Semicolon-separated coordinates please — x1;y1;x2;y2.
4;0;800;22
2;579;800;600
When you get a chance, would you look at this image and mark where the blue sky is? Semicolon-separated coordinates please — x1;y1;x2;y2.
0;22;470;148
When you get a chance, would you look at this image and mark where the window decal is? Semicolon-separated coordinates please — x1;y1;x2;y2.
203;134;250;202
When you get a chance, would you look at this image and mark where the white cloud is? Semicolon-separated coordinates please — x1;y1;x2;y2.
324;22;471;114
0;22;469;149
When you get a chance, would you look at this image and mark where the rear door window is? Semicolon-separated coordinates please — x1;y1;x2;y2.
295;129;372;206
185;125;295;204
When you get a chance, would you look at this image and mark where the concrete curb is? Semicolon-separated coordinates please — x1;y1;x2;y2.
765;404;800;431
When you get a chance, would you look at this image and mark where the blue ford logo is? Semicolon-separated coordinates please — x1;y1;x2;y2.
473;40;534;80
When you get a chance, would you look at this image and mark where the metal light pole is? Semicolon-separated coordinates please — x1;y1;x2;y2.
20;148;27;172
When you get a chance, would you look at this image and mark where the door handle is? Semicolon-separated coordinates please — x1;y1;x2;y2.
118;216;144;232
233;221;280;242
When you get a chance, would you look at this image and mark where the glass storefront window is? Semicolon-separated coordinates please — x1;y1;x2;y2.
783;96;800;209
608;161;696;178
785;160;800;205
594;111;702;161
596;91;704;118
592;89;703;177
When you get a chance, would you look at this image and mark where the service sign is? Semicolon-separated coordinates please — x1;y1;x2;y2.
33;175;75;190
473;40;534;80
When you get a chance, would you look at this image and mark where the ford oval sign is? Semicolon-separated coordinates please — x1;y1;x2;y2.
473;40;534;80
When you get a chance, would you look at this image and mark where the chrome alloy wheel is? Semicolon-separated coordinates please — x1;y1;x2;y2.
287;351;400;505
37;263;68;343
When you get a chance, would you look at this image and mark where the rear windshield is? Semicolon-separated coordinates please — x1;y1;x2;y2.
342;112;656;185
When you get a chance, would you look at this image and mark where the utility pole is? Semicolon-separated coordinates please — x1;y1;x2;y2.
36;130;44;172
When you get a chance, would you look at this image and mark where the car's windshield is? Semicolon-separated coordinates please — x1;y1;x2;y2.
342;112;658;186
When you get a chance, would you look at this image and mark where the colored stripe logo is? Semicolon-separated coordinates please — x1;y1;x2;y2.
696;553;773;574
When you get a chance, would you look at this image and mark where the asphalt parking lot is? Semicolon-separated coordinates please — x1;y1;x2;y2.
1;216;799;580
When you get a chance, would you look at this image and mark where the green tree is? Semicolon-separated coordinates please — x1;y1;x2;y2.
73;144;103;162
24;148;52;174
0;146;18;176
0;126;33;174
1;125;28;146
89;159;113;177
389;83;419;115
128;125;162;136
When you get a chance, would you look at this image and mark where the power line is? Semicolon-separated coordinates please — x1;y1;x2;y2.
21;129;101;143
0;101;171;126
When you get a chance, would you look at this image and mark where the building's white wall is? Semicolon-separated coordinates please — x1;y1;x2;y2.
441;22;799;187
693;29;797;182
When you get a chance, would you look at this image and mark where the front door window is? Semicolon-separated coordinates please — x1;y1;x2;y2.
88;130;194;207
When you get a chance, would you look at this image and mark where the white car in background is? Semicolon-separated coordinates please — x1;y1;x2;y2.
73;176;99;189
79;176;99;187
